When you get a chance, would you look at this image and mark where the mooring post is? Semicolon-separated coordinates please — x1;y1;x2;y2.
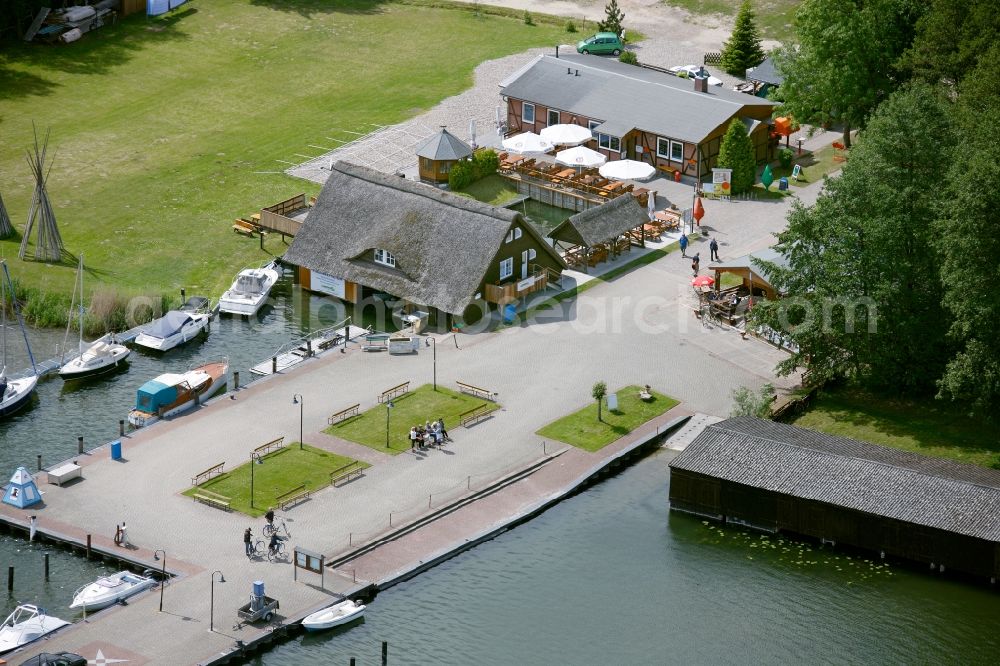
272;356;277;374
233;371;239;390
43;553;49;581
180;288;186;301
7;566;12;591
382;641;388;665
86;534;92;559
119;419;125;437
306;339;312;357
37;454;42;471
350;659;356;666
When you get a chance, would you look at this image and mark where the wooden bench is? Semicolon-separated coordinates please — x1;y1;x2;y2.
254;437;284;459
191;462;225;486
232;218;260;236
193;489;231;511
378;381;410;403
459;403;493;428
328;403;361;425
329;461;365;487
277;484;310;510
456;381;496;402
47;462;82;486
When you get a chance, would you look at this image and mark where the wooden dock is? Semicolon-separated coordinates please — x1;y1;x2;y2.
249;324;370;376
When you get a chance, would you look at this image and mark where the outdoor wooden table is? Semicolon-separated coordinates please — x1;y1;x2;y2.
654;210;682;229
643;223;664;238
605;181;626;192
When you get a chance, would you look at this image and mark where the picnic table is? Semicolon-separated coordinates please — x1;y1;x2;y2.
654;210;682;230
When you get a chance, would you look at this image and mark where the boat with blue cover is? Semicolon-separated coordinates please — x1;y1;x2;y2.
127;359;228;428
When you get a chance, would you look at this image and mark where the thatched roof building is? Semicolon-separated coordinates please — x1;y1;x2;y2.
549;194;648;248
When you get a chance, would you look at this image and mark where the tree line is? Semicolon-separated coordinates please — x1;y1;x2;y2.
750;0;1000;417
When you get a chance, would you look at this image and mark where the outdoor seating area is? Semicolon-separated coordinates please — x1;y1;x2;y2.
549;195;653;272
497;153;636;203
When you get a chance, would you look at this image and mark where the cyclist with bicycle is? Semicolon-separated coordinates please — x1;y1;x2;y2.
268;531;285;558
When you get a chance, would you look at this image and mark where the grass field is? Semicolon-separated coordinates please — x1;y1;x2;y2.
326;384;498;455
791;388;1000;469
0;0;564;313
665;0;800;43
184;444;364;517
537;385;679;451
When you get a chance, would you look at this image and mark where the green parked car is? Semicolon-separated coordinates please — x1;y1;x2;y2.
576;32;623;56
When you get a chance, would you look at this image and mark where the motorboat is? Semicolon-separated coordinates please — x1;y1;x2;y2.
127;359;229;428
70;570;156;611
218;261;280;316
133;297;213;352
1;260;38;419
0;604;70;654
58;255;131;379
301;598;366;631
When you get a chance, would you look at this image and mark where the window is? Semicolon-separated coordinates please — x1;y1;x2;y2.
500;257;514;280
599;134;621;152
528;248;537;260
588;120;601;139
373;249;396;267
506;227;523;243
670;140;684;162
656;137;671;159
547;109;560;127
522;102;535;124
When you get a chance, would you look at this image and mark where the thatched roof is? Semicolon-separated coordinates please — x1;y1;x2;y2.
415;128;472;161
283;162;564;314
548;195;648;247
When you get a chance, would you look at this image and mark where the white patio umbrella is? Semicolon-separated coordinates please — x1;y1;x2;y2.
647;188;657;220
599;159;656;181
501;132;554;153
540;124;593;146
555;146;607;168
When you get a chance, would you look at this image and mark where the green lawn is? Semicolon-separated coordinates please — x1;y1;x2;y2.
791;388;1000;469
664;0;801;43
537;385;679;451
183;444;365;517
0;0;565;316
770;142;845;187
457;174;520;205
325;384;498;455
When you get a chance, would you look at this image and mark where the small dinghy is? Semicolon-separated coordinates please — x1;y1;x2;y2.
70;571;157;612
301;598;366;631
0;604;70;654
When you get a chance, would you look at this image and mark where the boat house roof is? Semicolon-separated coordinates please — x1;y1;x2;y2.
548;195;649;247
670;417;1000;543
415;127;473;161
500;54;776;144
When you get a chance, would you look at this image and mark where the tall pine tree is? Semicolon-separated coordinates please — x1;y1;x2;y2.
598;0;625;38
716;119;756;194
720;1;765;77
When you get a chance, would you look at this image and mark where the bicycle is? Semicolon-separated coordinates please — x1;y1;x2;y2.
262;518;290;539
249;539;266;559
267;538;287;562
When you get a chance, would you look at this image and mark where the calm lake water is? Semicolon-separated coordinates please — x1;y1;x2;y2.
254;450;1000;666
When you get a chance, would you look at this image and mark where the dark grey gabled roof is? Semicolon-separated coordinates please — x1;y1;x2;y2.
415;128;473;161
500;54;775;144
670;417;1000;542
708;246;790;286
549;195;648;247
746;56;783;86
283;162;563;314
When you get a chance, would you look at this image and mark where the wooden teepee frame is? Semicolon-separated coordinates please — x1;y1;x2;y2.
0;190;13;239
19;125;64;262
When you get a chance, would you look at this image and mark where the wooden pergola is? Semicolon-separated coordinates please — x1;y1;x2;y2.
548;195;652;272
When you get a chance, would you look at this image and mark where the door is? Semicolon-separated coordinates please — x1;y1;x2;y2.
547;109;560;127
521;250;530;279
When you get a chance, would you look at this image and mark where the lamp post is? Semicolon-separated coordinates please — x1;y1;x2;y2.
209;570;225;633
385;400;394;450
153;549;166;612
427;337;436;390
250;452;263;509
292;394;303;450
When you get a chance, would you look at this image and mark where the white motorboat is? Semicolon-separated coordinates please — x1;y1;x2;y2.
0;604;70;654
134;297;212;352
1;260;38;419
218;261;280;316
301;598;366;631
70;570;156;611
127;359;228;428
58;255;130;380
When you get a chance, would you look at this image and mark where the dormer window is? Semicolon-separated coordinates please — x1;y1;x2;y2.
374;249;396;267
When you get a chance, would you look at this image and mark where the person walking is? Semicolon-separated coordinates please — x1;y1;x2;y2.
709;238;720;262
679;234;688;258
691;252;700;276
244;527;253;557
437;417;449;442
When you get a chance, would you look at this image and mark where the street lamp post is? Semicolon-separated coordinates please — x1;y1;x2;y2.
385;400;394;449
153;549;166;612
292;394;303;450
428;337;436;390
250;452;263;509
209;570;225;633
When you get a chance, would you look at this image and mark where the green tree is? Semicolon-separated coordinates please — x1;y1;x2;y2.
720;1;766;77
773;0;924;148
598;0;625;38
751;84;955;394
716;119;755;194
902;0;1000;89
730;384;776;418
592;381;608;422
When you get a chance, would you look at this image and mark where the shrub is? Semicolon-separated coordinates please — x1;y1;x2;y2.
717;118;756;194
472;147;499;175
523;10;534;25
450;148;499;190
565;20;577;33
778;147;794;168
730;383;776;418
448;160;475;190
619;50;638;66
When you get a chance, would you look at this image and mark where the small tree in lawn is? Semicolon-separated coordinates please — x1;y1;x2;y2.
720;1;766;77
730;383;775;418
598;0;625;38
716;118;756;194
592;381;608;422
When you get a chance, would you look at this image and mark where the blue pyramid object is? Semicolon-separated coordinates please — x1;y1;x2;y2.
3;467;42;508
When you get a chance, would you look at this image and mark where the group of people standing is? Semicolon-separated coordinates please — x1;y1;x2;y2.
410;418;449;450
679;235;720;276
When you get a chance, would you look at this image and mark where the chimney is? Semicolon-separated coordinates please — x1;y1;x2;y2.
694;74;708;93
575;69;580;76
567;67;572;75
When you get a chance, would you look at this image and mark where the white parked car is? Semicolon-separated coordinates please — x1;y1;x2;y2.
670;64;723;87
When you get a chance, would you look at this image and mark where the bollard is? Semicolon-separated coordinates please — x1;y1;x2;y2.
7;566;12;591
428;494;432;509
306;339;312;357
350;659;355;666
119;419;125;437
37;454;42;472
272;356;277;374
233;371;239;390
180;288;186;301
44;553;49;581
86;534;92;559
382;641;388;666
78;436;84;455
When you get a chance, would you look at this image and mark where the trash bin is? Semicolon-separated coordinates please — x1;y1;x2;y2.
673;169;682;183
502;304;517;324
778;177;789;191
110;440;122;461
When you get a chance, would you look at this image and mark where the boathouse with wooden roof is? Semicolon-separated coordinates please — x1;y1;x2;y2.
669;417;1000;581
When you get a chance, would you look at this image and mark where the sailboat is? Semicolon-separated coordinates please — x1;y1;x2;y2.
57;255;130;380
0;260;38;418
